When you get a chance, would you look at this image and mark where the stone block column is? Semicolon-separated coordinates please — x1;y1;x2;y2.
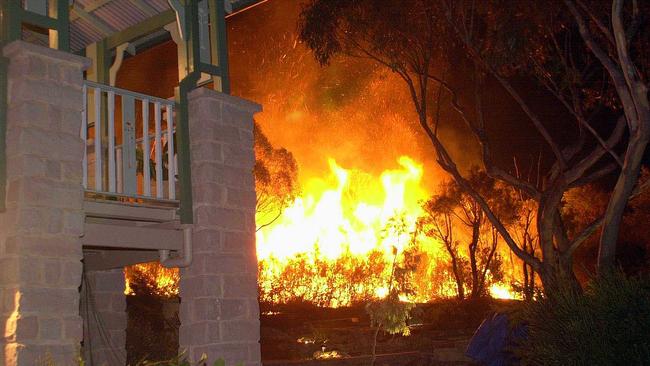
0;41;89;365
81;269;127;366
179;88;261;365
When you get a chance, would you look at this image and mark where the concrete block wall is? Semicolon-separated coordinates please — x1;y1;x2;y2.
0;41;89;365
179;88;261;365
81;269;127;366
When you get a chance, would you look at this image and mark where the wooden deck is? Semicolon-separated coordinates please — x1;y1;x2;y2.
82;193;183;270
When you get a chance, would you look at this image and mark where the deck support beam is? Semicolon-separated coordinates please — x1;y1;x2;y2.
83;223;183;250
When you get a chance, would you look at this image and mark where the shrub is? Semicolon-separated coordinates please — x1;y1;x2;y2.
513;271;650;365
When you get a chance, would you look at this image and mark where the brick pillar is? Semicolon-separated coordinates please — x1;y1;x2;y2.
0;41;89;365
179;88;261;365
81;269;127;366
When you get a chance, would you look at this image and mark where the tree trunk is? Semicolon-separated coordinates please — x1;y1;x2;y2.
477;229;498;297
449;250;465;301
469;223;480;299
537;256;580;295
522;236;536;300
598;129;650;272
370;325;380;366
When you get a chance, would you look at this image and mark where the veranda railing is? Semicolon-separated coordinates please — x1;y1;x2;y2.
82;81;178;202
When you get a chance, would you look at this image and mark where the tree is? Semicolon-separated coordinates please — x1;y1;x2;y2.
298;0;649;289
420;170;513;299
254;122;299;231
419;182;466;300
511;198;541;300
367;215;415;366
453;169;514;298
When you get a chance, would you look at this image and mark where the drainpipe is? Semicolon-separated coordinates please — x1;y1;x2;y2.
159;225;193;268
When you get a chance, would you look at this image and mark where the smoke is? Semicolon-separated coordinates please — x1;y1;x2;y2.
227;0;480;192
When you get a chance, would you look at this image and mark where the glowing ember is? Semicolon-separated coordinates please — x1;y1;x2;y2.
313;350;342;359
489;283;519;300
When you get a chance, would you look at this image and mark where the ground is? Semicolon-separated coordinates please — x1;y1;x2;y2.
127;294;511;365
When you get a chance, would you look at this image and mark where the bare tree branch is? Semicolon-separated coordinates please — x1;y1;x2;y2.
576;0;616;46
565;171;650;258
566;115;626;184
424;71;542;199
565;0;639;128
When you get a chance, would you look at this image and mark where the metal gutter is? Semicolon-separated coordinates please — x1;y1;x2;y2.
227;0;268;17
159;225;193;267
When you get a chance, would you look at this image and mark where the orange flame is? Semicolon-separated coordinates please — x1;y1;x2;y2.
257;156;426;261
255;155;521;306
125;159;522;304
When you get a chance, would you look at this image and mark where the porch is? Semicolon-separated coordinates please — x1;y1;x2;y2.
80;80;186;272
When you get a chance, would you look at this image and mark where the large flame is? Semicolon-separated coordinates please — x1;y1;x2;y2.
257;156;426;262
255;155;521;306
124;154;522;305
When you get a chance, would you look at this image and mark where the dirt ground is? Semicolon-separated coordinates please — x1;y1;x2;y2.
127;296;507;364
258;299;502;362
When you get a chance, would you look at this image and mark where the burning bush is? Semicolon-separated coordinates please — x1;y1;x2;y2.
259;249;387;307
125;262;179;298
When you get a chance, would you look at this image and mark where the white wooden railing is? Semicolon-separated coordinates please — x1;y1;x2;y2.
82;81;177;201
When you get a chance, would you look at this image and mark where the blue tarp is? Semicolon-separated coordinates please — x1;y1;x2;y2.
465;313;526;366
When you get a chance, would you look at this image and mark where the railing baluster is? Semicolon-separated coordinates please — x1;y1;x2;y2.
107;91;116;192
116;147;123;194
81;84;87;189
121;96;137;195
94;87;102;191
166;104;175;200
142;99;151;197
154;102;163;199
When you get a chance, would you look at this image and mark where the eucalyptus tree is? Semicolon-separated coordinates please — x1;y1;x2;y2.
299;0;649;290
420;170;514;299
420;182;466;300
254;123;299;231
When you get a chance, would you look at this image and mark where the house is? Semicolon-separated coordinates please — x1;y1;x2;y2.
0;1;263;364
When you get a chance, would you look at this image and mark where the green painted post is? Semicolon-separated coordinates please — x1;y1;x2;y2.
172;0;236;223
0;0;13;212
0;55;7;212
56;0;70;51
1;0;70;50
214;0;230;94
187;1;201;77
175;72;200;224
5;1;22;42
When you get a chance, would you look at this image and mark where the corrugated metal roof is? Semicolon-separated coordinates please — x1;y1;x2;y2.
69;0;262;53
71;17;106;51
147;0;172;13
